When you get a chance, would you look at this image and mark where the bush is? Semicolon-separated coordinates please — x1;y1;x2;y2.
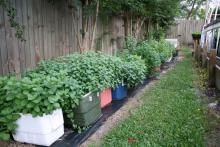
147;40;175;63
135;41;161;73
122;36;161;73
122;37;175;73
118;51;147;87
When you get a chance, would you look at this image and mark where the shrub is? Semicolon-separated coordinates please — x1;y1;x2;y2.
134;41;161;73
147;40;175;63
124;35;138;52
118;51;147;87
121;37;176;73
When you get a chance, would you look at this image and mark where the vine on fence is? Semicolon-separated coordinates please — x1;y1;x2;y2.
0;0;25;41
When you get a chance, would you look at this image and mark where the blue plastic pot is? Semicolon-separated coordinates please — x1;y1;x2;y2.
112;83;127;100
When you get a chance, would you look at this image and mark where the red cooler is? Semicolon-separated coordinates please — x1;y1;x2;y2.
100;88;112;108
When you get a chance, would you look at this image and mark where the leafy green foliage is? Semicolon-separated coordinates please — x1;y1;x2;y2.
118;52;147;87
123;36;175;73
135;41;161;73
180;0;206;20
0;77;20;141
33;51;147;130
100;0;180;30
192;31;201;35
147;40;175;63
0;72;71;140
0;36;174;140
102;48;206;147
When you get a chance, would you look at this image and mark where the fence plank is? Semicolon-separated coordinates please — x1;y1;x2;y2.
0;9;8;75
16;0;26;73
0;0;129;76
51;4;56;58
21;0;31;70
167;20;204;45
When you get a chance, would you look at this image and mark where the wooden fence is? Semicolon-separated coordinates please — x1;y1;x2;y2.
0;0;127;76
166;20;204;45
0;1;204;76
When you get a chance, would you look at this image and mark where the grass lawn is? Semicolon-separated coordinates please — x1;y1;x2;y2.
101;48;206;147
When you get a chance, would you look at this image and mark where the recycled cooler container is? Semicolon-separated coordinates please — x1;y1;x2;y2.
112;83;127;100
100;88;112;108
74;92;102;126
13;109;64;146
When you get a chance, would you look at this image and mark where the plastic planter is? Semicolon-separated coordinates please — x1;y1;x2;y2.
100;88;112;108
74;92;102;126
13;109;64;146
192;34;201;40
112;83;128;100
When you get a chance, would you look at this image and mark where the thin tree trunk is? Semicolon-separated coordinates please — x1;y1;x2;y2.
124;12;129;37
72;11;83;52
81;0;89;52
134;17;146;39
90;0;99;50
187;0;196;20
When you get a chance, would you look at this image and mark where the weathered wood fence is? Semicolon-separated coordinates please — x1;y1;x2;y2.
0;0;127;76
0;1;204;76
166;20;204;45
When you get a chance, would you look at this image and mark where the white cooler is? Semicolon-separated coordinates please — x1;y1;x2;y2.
13;109;64;146
165;39;179;48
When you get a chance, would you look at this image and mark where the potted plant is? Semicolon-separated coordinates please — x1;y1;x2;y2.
3;73;65;146
192;32;201;40
100;88;112;108
112;82;128;100
13;109;64;146
73;92;102;126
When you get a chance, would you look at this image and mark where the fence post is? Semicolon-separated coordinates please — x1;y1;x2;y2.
194;39;200;61
193;39;197;57
198;45;203;64
201;45;207;68
208;49;217;87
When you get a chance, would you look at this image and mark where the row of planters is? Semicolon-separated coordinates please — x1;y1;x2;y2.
0;38;176;146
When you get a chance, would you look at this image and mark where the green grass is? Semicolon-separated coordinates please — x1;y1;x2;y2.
101;48;206;147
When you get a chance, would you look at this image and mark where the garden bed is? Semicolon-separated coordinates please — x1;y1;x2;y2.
0;38;177;147
49;58;178;147
0;57;178;147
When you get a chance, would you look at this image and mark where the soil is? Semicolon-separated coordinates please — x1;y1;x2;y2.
203;87;220;147
194;60;220;147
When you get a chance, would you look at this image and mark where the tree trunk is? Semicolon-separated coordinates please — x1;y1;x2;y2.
90;0;99;50
187;0;196;20
124;12;132;37
134;17;146;39
81;0;89;52
72;11;82;51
